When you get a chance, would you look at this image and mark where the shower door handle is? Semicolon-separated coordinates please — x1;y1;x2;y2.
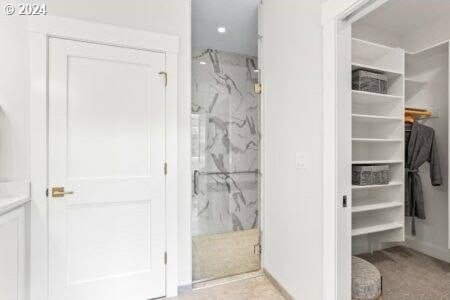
193;170;199;195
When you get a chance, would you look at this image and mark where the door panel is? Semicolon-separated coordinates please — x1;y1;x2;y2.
48;38;166;300
66;55;152;179
66;201;151;283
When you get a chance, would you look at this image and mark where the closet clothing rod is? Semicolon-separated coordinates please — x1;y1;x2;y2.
405;115;438;127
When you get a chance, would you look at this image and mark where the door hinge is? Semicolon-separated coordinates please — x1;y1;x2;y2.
158;71;167;86
343;195;348;208
164;162;167;175
254;243;262;255
164;252;167;265
254;83;262;94
46;188;49;197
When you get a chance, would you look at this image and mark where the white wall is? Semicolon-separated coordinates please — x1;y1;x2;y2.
352;23;402;49
404;44;449;261
402;11;450;262
1;1;328;295
0;0;192;287
262;1;323;299
400;19;450;261
354;11;450;54
0;0;30;181
401;16;450;53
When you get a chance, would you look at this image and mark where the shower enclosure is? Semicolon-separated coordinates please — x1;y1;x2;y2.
191;49;261;281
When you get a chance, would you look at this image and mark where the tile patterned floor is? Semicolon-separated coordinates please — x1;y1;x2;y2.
168;275;285;300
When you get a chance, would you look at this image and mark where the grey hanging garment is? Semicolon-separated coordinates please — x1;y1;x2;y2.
405;121;442;235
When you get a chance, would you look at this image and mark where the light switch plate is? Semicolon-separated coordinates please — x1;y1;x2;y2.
295;152;308;171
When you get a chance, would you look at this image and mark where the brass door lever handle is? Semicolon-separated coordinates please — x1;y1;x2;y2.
52;187;74;198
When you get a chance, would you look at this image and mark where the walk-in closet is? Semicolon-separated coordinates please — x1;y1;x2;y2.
349;0;450;298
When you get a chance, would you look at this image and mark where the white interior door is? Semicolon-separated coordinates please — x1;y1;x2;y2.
48;38;167;300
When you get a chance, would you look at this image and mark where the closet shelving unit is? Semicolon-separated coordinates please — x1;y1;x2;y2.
404;77;424;85
351;181;403;190
352;202;403;213
352;113;403;121
351;38;405;241
352;138;403;143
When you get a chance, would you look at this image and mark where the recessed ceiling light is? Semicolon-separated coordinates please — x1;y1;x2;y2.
199;61;206;65
217;27;226;34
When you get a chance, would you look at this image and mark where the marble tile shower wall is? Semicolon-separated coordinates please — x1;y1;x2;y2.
191;49;260;237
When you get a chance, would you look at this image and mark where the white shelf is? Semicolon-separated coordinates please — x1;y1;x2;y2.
352;113;403;123
405;106;431;111
352;202;402;213
352;160;403;164
352;138;402;143
351;38;405;243
352;63;403;77
352;90;402;103
352;222;403;237
352;181;403;190
352;39;403;74
352;38;396;59
405;77;424;84
405;78;426;95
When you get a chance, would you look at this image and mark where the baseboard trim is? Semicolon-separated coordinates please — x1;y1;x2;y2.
404;238;450;263
177;283;193;295
263;269;294;300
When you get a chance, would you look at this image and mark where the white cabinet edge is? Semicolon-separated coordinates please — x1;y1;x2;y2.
0;181;31;215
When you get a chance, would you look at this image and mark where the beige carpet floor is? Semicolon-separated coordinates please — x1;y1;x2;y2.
359;246;450;300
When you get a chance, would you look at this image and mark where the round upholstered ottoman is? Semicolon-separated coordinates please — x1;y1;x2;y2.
352;256;382;300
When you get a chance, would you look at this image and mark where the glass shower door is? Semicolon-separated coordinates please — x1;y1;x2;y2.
191;49;261;282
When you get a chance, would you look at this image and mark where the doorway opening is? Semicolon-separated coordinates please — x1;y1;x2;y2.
325;0;450;298
191;0;262;283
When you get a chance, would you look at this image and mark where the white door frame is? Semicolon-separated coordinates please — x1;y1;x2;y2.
258;0;267;271
321;1;390;299
29;16;179;300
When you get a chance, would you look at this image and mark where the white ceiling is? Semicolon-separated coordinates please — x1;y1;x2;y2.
192;0;259;56
356;0;450;37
